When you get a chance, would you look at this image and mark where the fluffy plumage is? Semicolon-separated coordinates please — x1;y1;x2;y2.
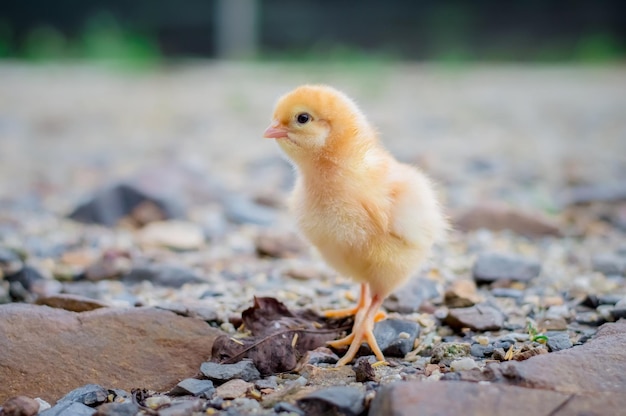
264;85;447;365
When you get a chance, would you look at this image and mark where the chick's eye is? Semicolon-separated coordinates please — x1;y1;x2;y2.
296;113;310;124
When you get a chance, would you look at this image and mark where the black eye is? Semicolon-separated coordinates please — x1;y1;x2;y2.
296;113;310;124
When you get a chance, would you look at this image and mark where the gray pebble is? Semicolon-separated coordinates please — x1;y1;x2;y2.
297;386;365;416
94;402;139;416
445;304;505;331
58;384;108;406
200;359;261;383
470;343;495;358
4;266;45;291
41;402;95;416
158;399;203;416
254;376;278;390
545;331;573;352
122;265;205;287
490;288;524;299
383;277;440;313
68;182;184;227
575;311;607;326
170;378;215;398
370;319;420;357
610;298;626;320
230;397;261;412
274;401;304;415
0;247;23;275
592;254;626;276
472;252;541;283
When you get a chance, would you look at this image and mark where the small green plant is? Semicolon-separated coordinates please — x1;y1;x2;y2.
527;319;548;344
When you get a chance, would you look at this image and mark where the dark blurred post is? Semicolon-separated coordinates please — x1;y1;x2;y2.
215;0;259;59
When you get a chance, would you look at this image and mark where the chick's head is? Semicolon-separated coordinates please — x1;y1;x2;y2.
264;85;370;162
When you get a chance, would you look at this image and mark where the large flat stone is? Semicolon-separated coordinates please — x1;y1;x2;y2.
490;320;626;393
369;380;626;416
0;304;223;403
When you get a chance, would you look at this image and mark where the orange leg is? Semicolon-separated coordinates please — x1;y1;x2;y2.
334;294;386;366
324;283;387;321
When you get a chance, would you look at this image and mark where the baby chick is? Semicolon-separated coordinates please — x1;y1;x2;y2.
264;85;446;366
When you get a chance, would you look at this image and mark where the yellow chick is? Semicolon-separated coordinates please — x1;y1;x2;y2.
263;85;447;366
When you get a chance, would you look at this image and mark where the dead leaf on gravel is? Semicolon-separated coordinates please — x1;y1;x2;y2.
211;297;350;375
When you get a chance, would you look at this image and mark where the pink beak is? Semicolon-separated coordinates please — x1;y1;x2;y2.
263;122;289;139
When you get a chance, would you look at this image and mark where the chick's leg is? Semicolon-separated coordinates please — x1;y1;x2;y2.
324;283;387;322
335;294;386;367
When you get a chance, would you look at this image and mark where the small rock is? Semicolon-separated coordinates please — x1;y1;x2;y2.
353;357;376;383
383;277;440;314
255;231;306;258
450;357;479;372
470;343;494;358
298;347;339;366
0;247;24;276
4;266;45;292
444;304;505;331
58;384;108;406
229;397;261;413
490;288;523;299
1;396;40;416
170;379;215;398
283;265;325;281
200;360;261;383
472;252;541;284
35;294;109;313
297;386;365;416
545;304;570;320
560;183;626;206
592;254;626;276
0;280;10;304
68;182;184;227
575;311;606;326
274;401;304;415
444;280;482;308
215;379;254;399
254;377;278;390
611;298;626;320
121;265;205;287
40;402;95;416
138;220;205;251
158;399;203;416
430;342;471;366
545;332;573;352
144;395;171;409
454;201;561;237
370;319;420;357
84;250;132;281
93;402;139;416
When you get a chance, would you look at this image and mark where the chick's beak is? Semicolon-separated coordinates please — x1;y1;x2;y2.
263;122;289;139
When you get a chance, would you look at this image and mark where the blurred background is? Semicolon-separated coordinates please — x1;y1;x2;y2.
0;0;625;218
0;0;624;63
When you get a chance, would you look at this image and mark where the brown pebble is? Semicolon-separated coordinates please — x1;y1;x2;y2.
1;396;40;416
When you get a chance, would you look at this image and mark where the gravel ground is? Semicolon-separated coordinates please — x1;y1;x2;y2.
0;62;625;415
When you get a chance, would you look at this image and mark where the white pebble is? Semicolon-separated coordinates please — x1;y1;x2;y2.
450;357;479;372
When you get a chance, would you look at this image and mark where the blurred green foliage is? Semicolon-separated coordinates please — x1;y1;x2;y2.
0;7;623;67
0;12;161;69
